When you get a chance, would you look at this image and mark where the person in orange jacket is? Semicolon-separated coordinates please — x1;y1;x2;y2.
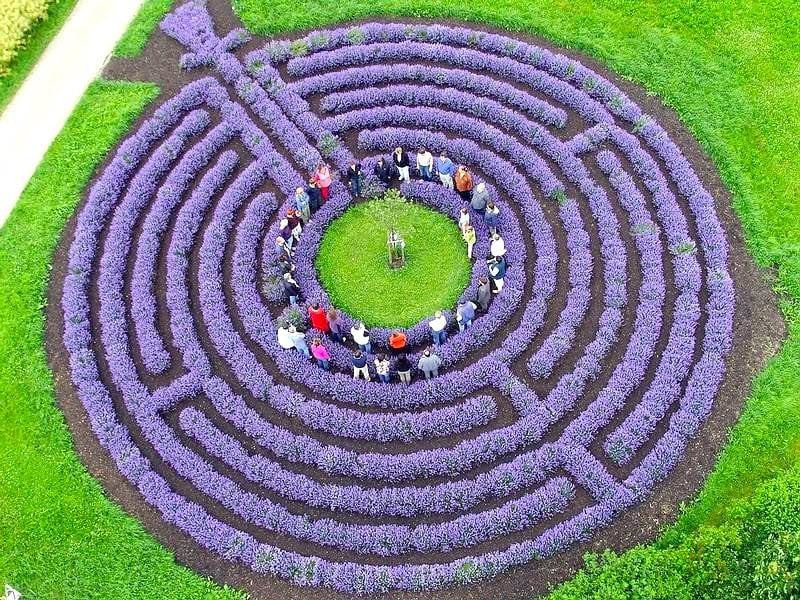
388;330;407;355
454;165;474;203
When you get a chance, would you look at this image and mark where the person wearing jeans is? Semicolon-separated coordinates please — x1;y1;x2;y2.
282;272;300;305
351;321;371;354
374;354;391;383
311;338;331;370
416;147;434;181
418;349;442;379
429;311;448;346
288;325;309;358
352;350;370;381
327;308;345;343
346;161;362;197
436;152;456;189
456;300;477;331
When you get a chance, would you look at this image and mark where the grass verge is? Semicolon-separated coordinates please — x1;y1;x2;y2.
114;0;176;58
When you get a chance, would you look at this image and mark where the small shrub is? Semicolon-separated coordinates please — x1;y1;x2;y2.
289;39;309;57
346;27;366;45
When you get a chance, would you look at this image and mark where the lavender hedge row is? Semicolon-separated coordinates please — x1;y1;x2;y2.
131;123;235;375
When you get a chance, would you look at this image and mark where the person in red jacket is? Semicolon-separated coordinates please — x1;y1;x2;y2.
308;303;330;332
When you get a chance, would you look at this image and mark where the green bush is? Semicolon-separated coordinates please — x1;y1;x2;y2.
0;0;52;75
550;467;800;599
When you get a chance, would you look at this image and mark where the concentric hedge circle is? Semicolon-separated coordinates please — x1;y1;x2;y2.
54;0;738;595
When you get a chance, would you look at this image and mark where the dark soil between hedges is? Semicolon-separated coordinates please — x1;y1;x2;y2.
45;2;785;599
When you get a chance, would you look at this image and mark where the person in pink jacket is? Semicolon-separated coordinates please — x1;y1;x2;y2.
313;163;332;202
311;338;331;370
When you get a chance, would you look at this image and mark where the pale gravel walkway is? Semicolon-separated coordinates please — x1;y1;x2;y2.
0;0;145;228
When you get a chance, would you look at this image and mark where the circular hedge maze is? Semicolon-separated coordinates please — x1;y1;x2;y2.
51;0;753;596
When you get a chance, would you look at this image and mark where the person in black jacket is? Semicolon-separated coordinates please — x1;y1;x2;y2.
396;354;412;384
392;146;410;182
306;180;322;213
352;350;370;381
282;272;300;305
346;161;363;197
374;157;393;185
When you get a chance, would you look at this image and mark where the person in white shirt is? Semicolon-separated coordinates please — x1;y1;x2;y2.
416;147;434;181
350;321;371;354
374;354;391;383
490;233;506;258
277;324;294;350
458;207;471;234
429;311;448;346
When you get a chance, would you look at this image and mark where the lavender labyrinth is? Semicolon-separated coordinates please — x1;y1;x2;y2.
56;0;736;595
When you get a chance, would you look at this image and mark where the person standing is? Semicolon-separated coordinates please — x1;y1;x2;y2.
488;255;506;293
436;152;456;189
476;276;492;312
327;308;345;343
287;209;303;244
396;354;412;384
470;182;489;214
374;157;393;185
416;147;434;181
306;180;322;213
458;207;471;234
313;163;333;202
463;224;477;260
346;160;363;197
277;323;294;350
418;349;442;379
429;311;448;346
295;187;311;223
388;330;407;355
282;272;300;305
374;354;391;383
288;325;310;357
311;338;331;370
351;321;371;354
454;165;474;203
308;303;330;333
456;300;477;331
276;236;292;259
490;233;506;258
484;201;500;235
352;349;370;380
393;147;410;183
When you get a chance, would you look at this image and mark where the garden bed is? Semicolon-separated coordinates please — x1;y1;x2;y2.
43;1;784;598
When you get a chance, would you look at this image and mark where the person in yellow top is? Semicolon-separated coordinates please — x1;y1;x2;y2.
462;224;477;260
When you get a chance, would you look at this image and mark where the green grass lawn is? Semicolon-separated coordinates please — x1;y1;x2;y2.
1;0;799;598
114;0;175;58
316;193;472;328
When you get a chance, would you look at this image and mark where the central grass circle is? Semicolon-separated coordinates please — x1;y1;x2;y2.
316;194;472;329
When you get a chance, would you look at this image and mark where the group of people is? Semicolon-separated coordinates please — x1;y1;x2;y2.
374;147;509;289
276;304;444;381
274;151;512;382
